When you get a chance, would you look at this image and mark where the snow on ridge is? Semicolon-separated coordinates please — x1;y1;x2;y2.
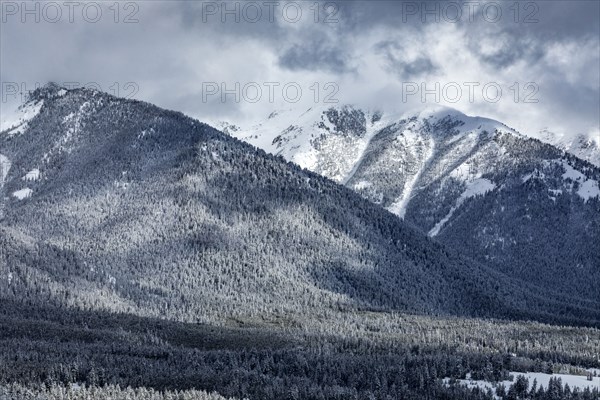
341;110;394;184
414;105;518;137
231;105;390;183
377;105;515;137
231;107;317;158
229;104;515;224
229;105;519;164
1;100;44;135
537;129;600;168
417;105;466;123
388;133;435;219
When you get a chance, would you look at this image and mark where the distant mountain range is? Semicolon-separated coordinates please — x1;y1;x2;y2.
536;128;600;168
220;105;600;304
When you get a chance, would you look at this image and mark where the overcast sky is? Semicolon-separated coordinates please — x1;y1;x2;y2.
1;0;599;141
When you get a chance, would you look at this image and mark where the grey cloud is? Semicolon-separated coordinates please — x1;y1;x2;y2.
0;0;597;136
170;90;245;123
374;40;437;79
536;71;600;132
176;1;289;40
459;1;598;69
337;0;440;33
467;33;547;69
278;39;354;74
337;0;599;41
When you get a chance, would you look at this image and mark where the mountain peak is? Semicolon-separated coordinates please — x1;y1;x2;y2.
27;82;69;103
1;83;73;135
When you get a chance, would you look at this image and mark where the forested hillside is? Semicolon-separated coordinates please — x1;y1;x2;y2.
1;85;598;326
228;106;600;303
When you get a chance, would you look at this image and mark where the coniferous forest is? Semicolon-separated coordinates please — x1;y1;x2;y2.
3;0;600;396
0;85;598;399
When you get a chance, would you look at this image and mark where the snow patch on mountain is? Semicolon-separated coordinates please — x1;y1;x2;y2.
352;181;372;190
12;188;32;200
0;155;11;217
429;177;496;237
23;169;40;182
1;100;44;136
578;180;600;201
450;162;478;181
561;160;587;181
388;134;435;218
0;155;10;184
560;160;600;201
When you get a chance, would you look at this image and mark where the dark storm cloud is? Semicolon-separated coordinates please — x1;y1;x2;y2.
333;0;439;32
466;32;547;69
508;0;600;39
374;40;438;79
458;1;599;69
340;0;599;71
336;0;599;37
278;38;354;74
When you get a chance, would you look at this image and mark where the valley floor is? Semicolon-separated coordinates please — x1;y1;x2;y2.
0;300;598;400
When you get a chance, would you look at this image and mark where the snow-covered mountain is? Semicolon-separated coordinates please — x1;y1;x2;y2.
6;84;582;326
537;129;600;168
222;105;600;302
1;85;598;325
0;89;50;136
224;105;600;217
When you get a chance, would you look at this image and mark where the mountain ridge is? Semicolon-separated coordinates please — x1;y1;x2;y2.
223;104;600;304
1;84;598;327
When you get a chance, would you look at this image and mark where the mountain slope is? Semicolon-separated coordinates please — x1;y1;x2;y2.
226;105;600;303
537;128;600;168
1;85;599;327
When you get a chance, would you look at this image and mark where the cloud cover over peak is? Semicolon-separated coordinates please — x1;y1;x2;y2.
1;0;598;142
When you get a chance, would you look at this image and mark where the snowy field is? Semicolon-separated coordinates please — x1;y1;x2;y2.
445;371;599;396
